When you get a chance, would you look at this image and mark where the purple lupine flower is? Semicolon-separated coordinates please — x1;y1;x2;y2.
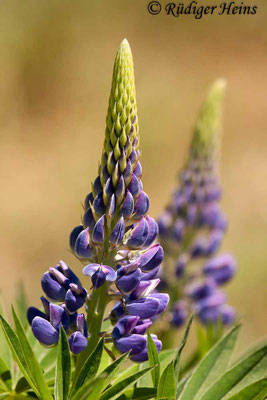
158;80;237;330
27;40;169;361
28;262;88;354
66;40;169;360
41;261;87;313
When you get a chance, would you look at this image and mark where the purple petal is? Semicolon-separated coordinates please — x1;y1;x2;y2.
83;207;95;230
65;288;86;313
116;268;142;294
140;265;160;281
171;301;188;327
130;279;160;300
126;297;160;319
132;319;152;335
133;161;142;178
128;174;140;197
76;314;88;337
112;315;140;339
110;217;125;245
83;263;100;276
27;307;47;325
121;190;134;218
114;334;146;356
41;272;66;302
101;265;117;282
69;225;84;252
133;192;150;219
137;244;164;272
92;216;105;243
32;317;59;346
106;194;116;218
74;228;92;258
126;217;149;249
84;192;94;209
143;216;159;248
69;332;88;354
149;293;169;315
203;253;237;285
49;303;68;330
186;279;216;301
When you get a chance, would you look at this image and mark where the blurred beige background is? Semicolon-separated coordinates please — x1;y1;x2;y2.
0;0;266;349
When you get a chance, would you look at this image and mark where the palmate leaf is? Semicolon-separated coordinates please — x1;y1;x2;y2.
14;284;28;330
54;326;71;400
99;366;154;400
70;337;104;398
198;343;267;400
157;361;176;400
147;331;160;388
179;324;240;400
11;307;53;400
226;378;267;400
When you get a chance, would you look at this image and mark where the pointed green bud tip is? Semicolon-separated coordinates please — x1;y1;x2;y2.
190;78;227;160
104;39;139;163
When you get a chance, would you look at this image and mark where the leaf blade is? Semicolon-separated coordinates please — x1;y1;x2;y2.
54;326;71;400
157;361;176;400
12;307;53;400
147;331;160;388
199;344;267;400
179;324;240;400
99;366;154;400
70;337;104;397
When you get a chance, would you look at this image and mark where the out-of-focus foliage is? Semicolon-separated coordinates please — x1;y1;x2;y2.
0;0;266;355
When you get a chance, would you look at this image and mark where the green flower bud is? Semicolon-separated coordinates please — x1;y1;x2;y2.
190;79;226;161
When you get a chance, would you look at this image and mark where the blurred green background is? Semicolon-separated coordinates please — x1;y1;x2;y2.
0;0;266;350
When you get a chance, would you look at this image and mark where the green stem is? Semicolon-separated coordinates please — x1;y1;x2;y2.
74;282;108;375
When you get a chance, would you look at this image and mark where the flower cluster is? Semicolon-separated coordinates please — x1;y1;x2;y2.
27;261;88;354
68;39;168;361
158;80;237;328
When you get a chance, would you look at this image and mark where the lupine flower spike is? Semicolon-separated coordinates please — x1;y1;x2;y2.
28;39;168;362
158;79;237;331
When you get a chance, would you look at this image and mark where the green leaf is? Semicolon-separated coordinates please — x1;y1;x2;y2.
70;337;104;397
112;363;140;386
226;378;267;400
12;307;53;400
174;314;194;384
15;284;28;330
157;361;176;400
0;314;36;395
54;326;71;400
0;301;12;368
199;344;267;400
147;331;160;388
99;366;154;400
116;387;157;399
0;355;11;392
179;325;240;400
224;342;267;398
71;374;107;400
139;349;175;388
100;351;129;389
